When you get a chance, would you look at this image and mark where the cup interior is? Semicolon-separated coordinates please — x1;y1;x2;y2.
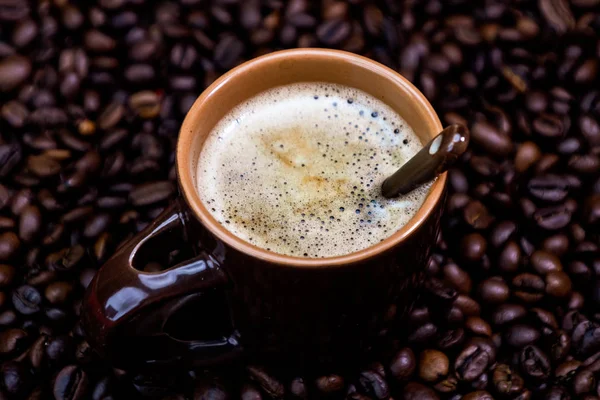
177;49;445;267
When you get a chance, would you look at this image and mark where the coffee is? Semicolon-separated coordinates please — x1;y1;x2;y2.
196;83;430;258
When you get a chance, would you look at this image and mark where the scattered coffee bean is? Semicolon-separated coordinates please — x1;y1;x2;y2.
12;285;41;315
419;349;449;382
402;382;439;400
390;347;416;381
53;365;88;400
0;1;598;398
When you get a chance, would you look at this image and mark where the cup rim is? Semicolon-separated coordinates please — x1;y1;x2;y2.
177;48;445;268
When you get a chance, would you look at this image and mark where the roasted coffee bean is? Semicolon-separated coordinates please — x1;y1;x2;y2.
432;373;457;393
19;205;41;242
97;102;124;130
315;374;344;394
241;383;262;400
520;345;551;380
1;361;31;397
545;271;572;297
0;55;31;92
492;364;524;396
357;371;388;399
0;310;17;326
53;365;88;400
528;175;571;203
454;294;481;317
555;359;580;381
45;281;73;305
442;263;472;294
462;391;493;400
530;308;558;329
289;377;307;399
390;348;416;381
247;366;284;399
460;233;487;262
531;251;563;275
130;181;175;206
573;368;595;394
213;35;244;70
12;285;41;315
505;324;541;348
465;317;492;337
545;385;571;400
0;264;15;288
91;376;113;400
455;342;492;382
512;273;545;303
418;349;449;382
402;382;439;400
498;240;521;273
408;323;438;343
572;321;600;357
45;335;75;367
83;213;111;238
0;328;28;355
463;200;494;229
0;1;599;397
490;220;517;248
1;100;28;128
471;121;513;157
85;30;116;52
479;277;510;304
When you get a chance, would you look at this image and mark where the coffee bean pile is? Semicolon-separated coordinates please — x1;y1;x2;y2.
0;0;599;398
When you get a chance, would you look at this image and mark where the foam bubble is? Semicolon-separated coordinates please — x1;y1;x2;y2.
196;83;431;258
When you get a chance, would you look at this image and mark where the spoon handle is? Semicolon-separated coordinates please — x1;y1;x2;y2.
381;124;470;198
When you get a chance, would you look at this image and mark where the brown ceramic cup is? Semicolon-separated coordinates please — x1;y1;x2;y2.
82;49;446;370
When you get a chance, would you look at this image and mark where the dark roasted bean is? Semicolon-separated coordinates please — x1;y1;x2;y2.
492;304;527;327
19;205;41;242
0;55;31;92
498;240;521;273
505;324;540;348
390;348;416;381
247;366;284;399
471;121;513;157
402;382;439;400
462;391;493;400
289;377;307;399
520;345;550;380
1;361;31;397
12;285;41;315
0;328;28;356
53;365;88;400
315;374;344;394
492;364;524;396
572;321;600;357
512;273;545;303
357;371;388;399
479;277;510;304
214;35;244;70
0;1;597;397
455;343;490;382
130;181;175;206
418;349;449;382
460;233;487;262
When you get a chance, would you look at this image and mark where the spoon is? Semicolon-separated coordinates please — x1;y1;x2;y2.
381;124;470;198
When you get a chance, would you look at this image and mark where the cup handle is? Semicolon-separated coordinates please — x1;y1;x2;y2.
81;199;242;369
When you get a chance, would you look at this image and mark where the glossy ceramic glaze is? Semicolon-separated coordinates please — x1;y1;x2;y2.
82;49;446;370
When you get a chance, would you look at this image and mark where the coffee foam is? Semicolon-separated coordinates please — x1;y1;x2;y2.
196;83;431;258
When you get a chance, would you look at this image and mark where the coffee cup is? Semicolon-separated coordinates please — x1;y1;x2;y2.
82;48;446;369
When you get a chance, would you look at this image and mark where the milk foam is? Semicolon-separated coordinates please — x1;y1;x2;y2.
196;83;431;258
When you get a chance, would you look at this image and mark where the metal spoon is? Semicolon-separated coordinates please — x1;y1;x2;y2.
381;124;470;198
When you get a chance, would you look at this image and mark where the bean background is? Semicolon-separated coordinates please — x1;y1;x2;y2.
0;0;599;399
